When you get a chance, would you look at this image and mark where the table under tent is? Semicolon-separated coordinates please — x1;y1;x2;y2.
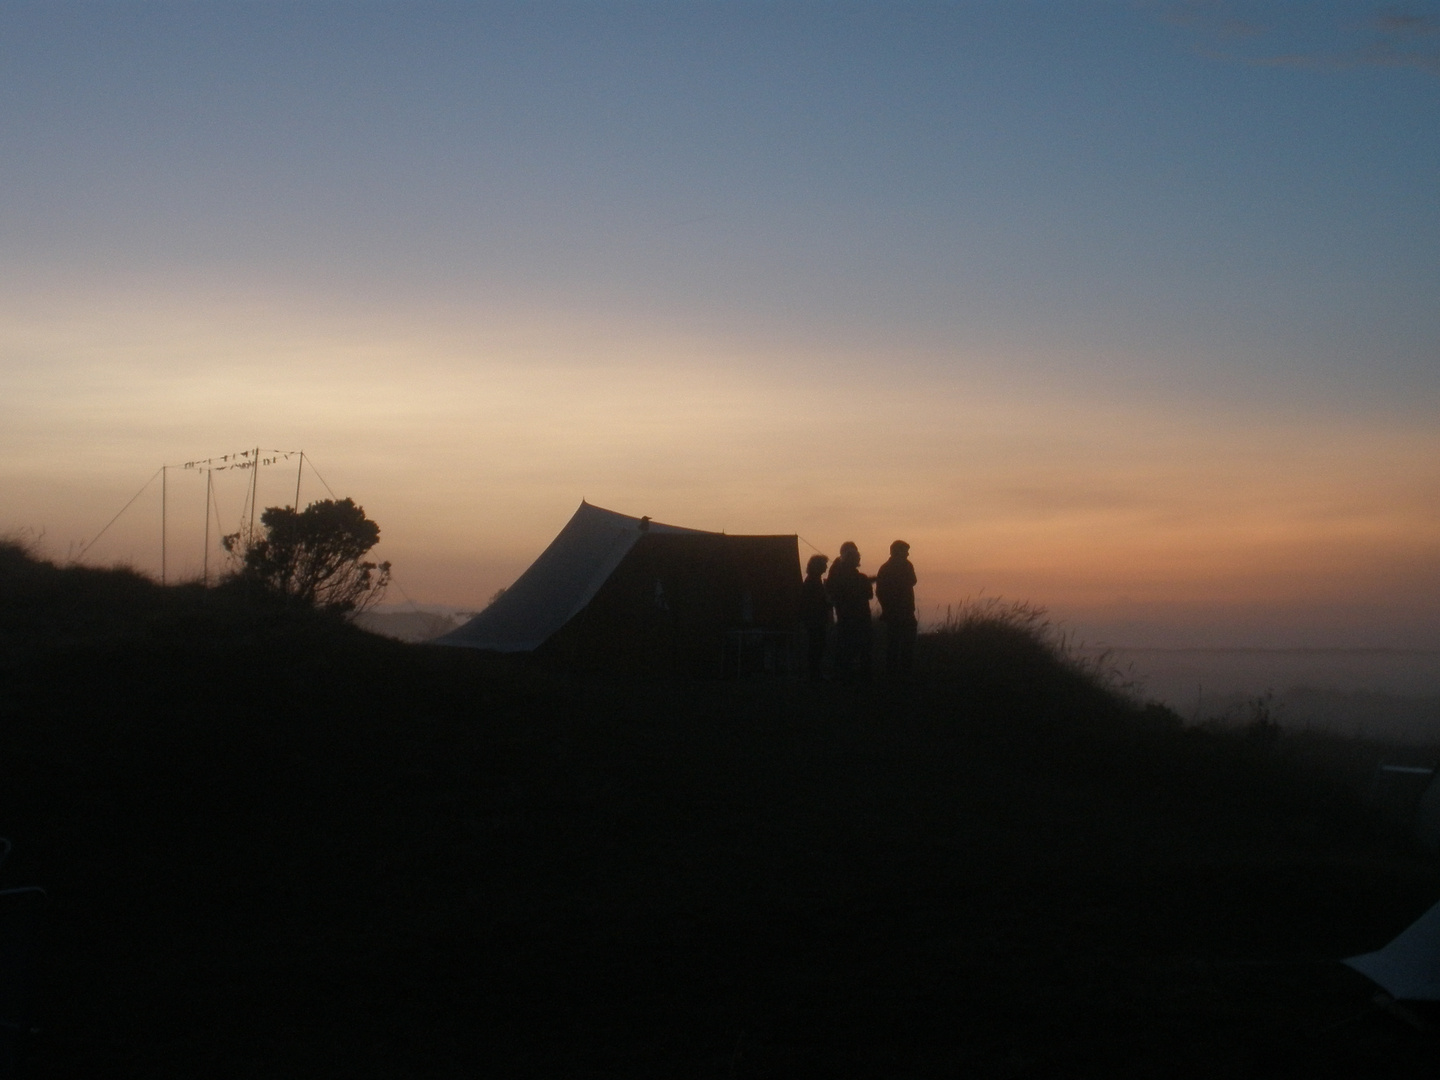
435;501;802;676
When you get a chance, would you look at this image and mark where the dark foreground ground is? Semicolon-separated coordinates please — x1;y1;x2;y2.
2;545;1439;1077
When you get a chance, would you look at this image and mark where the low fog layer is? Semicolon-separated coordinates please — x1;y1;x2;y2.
354;606;1440;745
1100;647;1440;744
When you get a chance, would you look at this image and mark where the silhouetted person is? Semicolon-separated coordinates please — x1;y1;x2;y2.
799;553;833;682
826;541;873;682
875;539;917;677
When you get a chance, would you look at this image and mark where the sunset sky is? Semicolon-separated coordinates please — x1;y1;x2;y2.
2;1;1437;647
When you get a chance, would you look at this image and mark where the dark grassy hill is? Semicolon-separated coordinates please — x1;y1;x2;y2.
2;542;1438;1077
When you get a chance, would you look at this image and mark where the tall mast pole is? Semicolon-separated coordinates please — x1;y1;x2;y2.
249;447;260;538
294;450;304;510
203;469;212;587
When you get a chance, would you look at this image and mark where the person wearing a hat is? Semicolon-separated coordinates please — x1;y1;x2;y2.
875;540;918;677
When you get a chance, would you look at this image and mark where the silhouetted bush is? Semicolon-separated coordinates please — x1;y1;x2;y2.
222;498;391;614
917;597;1129;718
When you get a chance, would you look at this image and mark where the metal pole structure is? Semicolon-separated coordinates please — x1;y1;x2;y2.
249;447;260;539
161;465;167;585
294;450;304;510
237;460;249;538
203;469;212;587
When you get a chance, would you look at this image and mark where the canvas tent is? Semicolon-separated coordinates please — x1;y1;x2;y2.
1344;899;1440;1000
435;501;801;673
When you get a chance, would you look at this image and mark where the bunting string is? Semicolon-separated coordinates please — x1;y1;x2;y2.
80;449;333;568
179;449;300;473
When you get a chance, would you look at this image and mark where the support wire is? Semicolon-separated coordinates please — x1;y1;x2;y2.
76;468;163;562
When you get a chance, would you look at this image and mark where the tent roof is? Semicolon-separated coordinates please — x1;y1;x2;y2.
434;501;712;653
1344;899;1440;1001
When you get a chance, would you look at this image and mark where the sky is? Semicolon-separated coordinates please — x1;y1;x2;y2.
2;1;1437;648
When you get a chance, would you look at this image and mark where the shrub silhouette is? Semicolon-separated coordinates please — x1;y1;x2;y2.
223;498;391;614
924;598;1078;683
919;597;1132;725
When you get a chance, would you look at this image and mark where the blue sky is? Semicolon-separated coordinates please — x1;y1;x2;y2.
3;2;1438;645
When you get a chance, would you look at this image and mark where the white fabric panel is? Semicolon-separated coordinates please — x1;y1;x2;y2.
1344;899;1440;1000
434;502;710;653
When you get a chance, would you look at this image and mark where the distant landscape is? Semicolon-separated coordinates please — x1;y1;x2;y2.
1096;647;1440;745
354;606;470;644
357;608;1440;747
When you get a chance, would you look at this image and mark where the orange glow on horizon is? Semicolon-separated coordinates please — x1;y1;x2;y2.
3;287;1437;645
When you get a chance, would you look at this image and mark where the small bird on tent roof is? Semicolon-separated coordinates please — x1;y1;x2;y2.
639;516;650;532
